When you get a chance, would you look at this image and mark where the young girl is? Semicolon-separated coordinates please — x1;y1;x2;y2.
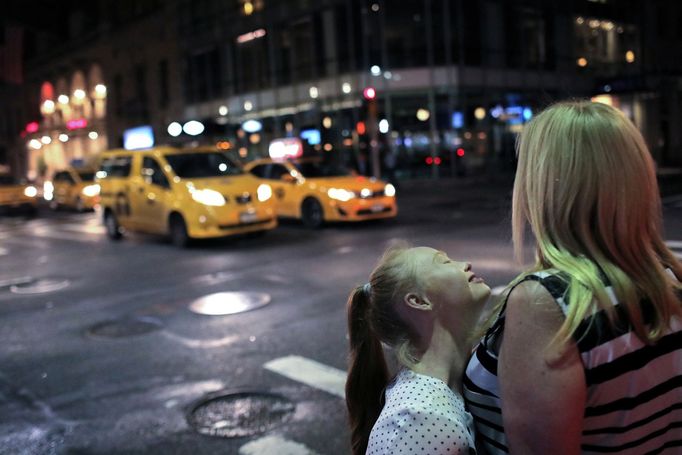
345;244;491;455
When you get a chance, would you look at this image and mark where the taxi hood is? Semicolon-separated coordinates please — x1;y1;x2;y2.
307;175;387;191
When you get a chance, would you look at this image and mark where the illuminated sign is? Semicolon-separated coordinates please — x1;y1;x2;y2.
451;112;463;129
269;138;303;160
237;28;266;44
25;122;39;133
66;118;88;130
242;119;263;133
123;125;154;150
300;129;321;145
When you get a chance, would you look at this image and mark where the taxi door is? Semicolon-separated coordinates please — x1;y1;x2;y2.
53;171;76;205
266;163;298;217
130;156;171;233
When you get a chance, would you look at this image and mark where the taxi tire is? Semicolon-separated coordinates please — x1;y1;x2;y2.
301;198;324;229
104;211;122;240
169;214;190;248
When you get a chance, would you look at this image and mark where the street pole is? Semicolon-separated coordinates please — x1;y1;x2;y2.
368;97;380;179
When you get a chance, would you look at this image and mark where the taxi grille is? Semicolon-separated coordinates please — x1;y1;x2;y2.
234;193;252;204
361;190;384;199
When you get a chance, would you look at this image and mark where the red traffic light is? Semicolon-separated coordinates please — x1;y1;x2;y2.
363;87;376;100
456;148;465;157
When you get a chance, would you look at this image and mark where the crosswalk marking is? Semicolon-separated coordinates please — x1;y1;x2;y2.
264;355;346;399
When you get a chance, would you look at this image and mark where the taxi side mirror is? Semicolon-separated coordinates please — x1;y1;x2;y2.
281;174;296;184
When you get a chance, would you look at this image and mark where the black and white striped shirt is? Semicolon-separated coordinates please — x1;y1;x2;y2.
463;270;682;454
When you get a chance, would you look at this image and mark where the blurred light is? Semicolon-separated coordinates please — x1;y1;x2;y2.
249;133;261;144
322;116;332;129
371;3;379;12
464;132;472;140
589;19;600;28
73;89;86;100
301;129;321;145
219;163;227;172
217;141;231;150
370;65;381;76
243;1;254;15
383;71;392;79
58;94;69;104
478;132;487;140
29;139;42;149
577;57;588;67
43;181;53;201
42;100;55;114
522;107;533;121
591;94;614;106
309;86;319;99
434;157;442;166
24;186;38;198
491;105;504;119
323;143;333;152
82;184;100;197
167;122;182;137
474;107;486;120
356;121;366;135
269;138;303;159
384;183;396;197
237;129;246;138
360;188;371;198
244;100;253;111
363;87;376;100
426;156;433;165
191;188;226;206
604;84;612;92
124;125;155;150
88;131;99;140
215;117;229;125
602;21;614;31
25;122;39;133
239;147;248;158
416;108;430;121
456;148;465;157
404;137;413;147
285;121;294;133
328;188;355;202
237;28;266;43
41;135;52;145
342;138;353;146
576;17;584;25
218;105;228;116
242;119;263;133
625;50;635;63
66;118;88;130
379;119;389;134
257;184;272;202
59;133;69;142
183;120;205;136
342;82;352;94
94;84;107;96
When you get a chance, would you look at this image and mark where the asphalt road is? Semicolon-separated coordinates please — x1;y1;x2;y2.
1;179;681;455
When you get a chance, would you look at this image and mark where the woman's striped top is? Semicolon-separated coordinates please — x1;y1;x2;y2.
463;269;682;454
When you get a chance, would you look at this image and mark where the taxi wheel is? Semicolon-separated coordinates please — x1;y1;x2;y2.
301;198;324;229
169;214;190;248
104;211;122;240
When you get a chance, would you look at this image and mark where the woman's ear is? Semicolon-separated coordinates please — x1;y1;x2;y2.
403;292;433;311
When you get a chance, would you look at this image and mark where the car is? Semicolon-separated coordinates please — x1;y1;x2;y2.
0;174;38;215
97;146;277;247
44;167;100;211
243;157;397;228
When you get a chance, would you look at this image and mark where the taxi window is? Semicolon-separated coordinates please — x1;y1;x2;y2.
142;157;170;188
100;156;133;177
249;164;268;178
268;164;290;180
292;161;352;178
77;172;95;182
164;152;242;178
0;175;16;185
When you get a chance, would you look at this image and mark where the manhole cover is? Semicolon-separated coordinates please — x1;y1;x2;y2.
188;292;271;316
188;391;295;438
10;278;70;294
86;316;164;338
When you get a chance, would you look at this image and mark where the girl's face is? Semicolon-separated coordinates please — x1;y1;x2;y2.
408;247;490;328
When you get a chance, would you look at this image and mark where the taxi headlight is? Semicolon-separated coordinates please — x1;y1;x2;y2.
43;181;54;201
328;188;356;202
191;188;226;206
384;183;396;197
257;183;272;202
82;184;100;197
24;186;38;198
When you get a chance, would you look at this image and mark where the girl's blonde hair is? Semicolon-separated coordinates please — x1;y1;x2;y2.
512;100;682;345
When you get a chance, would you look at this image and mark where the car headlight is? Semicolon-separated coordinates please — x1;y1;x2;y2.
257;183;272;202
24;186;37;198
384;183;396;197
191;188;226;206
328;188;356;202
43;181;54;201
82;184;100;197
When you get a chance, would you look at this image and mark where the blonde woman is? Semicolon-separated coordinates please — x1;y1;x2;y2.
464;101;682;454
345;245;490;454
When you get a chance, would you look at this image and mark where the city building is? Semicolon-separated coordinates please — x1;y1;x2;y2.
10;0;682;181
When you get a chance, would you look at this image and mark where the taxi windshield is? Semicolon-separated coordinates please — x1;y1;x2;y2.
78;172;95;182
165;152;243;178
292;161;352;178
0;175;17;185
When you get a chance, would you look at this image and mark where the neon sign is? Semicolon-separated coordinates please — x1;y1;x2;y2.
66;118;88;130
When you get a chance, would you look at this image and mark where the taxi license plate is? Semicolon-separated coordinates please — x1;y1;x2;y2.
240;212;258;223
371;204;384;212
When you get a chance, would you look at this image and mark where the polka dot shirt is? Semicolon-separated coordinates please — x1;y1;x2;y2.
367;369;477;455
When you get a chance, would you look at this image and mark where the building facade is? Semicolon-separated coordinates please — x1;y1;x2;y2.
14;0;682;181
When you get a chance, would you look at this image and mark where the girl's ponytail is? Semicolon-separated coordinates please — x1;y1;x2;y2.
345;285;389;455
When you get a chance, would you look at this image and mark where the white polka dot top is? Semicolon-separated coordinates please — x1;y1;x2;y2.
367;369;477;454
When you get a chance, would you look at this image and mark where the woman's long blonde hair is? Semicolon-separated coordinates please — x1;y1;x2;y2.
512;100;682;345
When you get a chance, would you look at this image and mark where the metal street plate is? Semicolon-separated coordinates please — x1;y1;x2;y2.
188;292;271;316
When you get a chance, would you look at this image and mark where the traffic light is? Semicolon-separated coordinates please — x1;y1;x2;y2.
363;87;376;100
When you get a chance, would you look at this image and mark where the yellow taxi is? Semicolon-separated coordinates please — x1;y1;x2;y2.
97;146;277;247
44;167;100;211
0;174;38;215
243;157;397;228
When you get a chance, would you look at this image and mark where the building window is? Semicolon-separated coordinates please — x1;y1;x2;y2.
185;47;222;103
574;16;639;67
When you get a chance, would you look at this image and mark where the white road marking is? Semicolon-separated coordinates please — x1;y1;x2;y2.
239;435;319;455
161;332;239;349
264;355;346;399
30;227;101;243
61;223;106;235
336;246;354;254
